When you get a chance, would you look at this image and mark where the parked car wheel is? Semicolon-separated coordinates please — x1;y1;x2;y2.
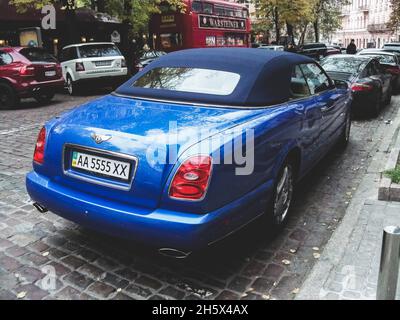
266;160;294;227
338;112;351;149
0;83;19;109
34;91;55;104
66;75;78;96
384;85;392;106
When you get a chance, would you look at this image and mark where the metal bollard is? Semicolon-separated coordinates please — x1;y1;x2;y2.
377;226;400;300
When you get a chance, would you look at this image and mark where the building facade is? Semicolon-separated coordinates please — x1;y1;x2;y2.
334;0;400;49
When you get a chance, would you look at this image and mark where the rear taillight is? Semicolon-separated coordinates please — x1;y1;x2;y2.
121;59;127;68
75;62;85;72
169;155;212;201
386;67;400;75
351;83;373;92
19;65;35;77
33;127;46;164
56;65;62;76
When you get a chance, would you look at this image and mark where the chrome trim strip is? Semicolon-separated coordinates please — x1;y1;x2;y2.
62;143;139;191
111;89;338;110
111;92;285;110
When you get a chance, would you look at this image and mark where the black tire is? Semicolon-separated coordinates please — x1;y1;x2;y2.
369;90;382;118
34;91;55;104
384;85;392;106
0;82;19;109
264;160;295;228
66;75;78;96
337;112;351;149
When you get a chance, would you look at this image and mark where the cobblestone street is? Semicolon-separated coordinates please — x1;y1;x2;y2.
0;92;399;300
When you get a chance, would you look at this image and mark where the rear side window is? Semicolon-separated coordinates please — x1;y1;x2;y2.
0;51;13;65
19;48;57;63
132;67;241;96
78;44;121;58
59;47;77;62
373;55;396;64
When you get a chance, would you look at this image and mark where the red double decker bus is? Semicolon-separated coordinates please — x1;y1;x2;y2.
149;0;251;52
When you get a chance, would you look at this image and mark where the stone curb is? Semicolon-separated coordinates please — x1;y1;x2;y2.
378;131;400;201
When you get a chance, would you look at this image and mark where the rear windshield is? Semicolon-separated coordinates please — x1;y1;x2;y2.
359;54;397;64
322;57;367;74
132;67;241;96
19;48;57;63
78;44;121;58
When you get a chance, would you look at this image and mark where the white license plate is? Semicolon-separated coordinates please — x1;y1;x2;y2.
45;71;56;77
72;151;131;181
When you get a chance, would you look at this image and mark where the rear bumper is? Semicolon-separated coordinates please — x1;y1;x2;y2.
26;171;272;252
351;92;375;111
74;69;128;82
74;74;129;87
16;78;65;98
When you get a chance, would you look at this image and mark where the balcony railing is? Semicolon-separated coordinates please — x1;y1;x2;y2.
367;23;390;33
359;5;369;12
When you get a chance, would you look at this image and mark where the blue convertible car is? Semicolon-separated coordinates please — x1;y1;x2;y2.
26;49;352;258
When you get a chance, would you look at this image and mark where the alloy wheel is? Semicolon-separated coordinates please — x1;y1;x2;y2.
67;77;73;95
273;164;294;224
0;87;13;109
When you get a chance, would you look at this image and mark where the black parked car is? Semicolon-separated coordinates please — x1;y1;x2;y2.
133;50;167;74
298;43;328;60
358;49;400;93
321;55;392;117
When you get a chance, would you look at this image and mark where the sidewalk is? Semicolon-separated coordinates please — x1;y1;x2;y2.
297;103;400;300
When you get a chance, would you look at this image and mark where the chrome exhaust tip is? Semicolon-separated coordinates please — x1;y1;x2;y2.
158;248;192;259
33;202;48;213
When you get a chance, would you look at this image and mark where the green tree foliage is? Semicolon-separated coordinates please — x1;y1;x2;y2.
253;0;347;44
11;0;185;35
254;0;314;43
311;0;348;42
388;0;400;32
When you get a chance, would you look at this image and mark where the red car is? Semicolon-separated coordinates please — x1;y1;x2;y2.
0;47;64;109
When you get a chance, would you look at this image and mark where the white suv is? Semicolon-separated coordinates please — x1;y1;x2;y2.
59;42;128;95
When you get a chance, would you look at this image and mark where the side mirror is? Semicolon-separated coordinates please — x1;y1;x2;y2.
334;79;349;90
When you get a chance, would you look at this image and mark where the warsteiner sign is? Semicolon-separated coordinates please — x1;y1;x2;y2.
199;14;246;31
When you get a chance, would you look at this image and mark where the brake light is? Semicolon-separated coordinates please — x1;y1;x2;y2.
351;83;373;92
56;65;62;76
169;155;212;200
386;66;400;75
75;62;85;71
19;65;35;77
33;127;46;164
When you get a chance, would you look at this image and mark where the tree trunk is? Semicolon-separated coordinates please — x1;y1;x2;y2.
274;7;280;43
299;24;308;46
314;20;319;43
97;0;106;12
62;0;78;45
286;22;294;44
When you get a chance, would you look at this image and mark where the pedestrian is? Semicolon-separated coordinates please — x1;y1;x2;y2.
346;39;357;54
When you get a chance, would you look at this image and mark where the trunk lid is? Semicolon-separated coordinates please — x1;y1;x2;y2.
45;95;270;210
